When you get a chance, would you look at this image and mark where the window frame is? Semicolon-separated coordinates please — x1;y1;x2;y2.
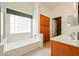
6;8;33;34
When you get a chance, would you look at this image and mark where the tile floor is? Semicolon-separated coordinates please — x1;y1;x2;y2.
23;41;51;56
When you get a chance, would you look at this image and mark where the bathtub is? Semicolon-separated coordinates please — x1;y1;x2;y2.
4;38;42;56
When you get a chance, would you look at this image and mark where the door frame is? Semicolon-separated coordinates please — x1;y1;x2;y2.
40;14;50;42
53;16;62;36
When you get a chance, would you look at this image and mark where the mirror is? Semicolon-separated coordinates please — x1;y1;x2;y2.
67;14;78;27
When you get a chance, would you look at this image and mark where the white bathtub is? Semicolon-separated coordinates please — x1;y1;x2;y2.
4;38;42;56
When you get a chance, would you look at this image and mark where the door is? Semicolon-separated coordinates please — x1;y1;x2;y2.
57;17;61;35
40;14;50;42
53;17;61;36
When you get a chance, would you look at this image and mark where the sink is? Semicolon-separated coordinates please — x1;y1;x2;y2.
69;32;76;40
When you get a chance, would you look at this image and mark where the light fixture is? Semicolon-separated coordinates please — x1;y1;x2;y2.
68;24;70;27
73;2;76;9
73;2;78;19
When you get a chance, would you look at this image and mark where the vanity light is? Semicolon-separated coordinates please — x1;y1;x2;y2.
73;2;77;9
68;24;70;27
74;14;76;18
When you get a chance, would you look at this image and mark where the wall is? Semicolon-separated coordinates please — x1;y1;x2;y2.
39;3;50;16
0;6;4;56
0;2;78;55
0;2;34;43
0;3;43;56
4;2;34;15
0;8;1;42
39;3;52;37
33;3;40;37
1;2;77;43
0;45;4;55
49;2;77;34
38;3;77;36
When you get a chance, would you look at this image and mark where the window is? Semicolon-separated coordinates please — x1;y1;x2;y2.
7;8;32;34
10;14;31;33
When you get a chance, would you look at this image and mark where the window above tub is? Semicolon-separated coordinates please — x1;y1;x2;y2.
6;8;33;34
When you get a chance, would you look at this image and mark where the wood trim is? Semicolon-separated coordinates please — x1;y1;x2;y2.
40;14;50;19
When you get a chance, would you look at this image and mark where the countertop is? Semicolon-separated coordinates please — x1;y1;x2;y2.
50;34;79;47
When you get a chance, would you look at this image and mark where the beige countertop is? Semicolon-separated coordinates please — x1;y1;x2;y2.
50;34;79;47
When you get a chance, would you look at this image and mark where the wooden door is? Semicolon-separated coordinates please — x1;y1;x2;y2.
40;14;50;42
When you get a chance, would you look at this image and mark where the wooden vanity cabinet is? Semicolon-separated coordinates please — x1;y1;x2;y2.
51;40;79;56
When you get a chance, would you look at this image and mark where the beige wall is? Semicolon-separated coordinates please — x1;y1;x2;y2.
39;3;50;16
49;2;77;34
0;2;34;43
0;8;1;42
0;2;78;43
38;2;78;36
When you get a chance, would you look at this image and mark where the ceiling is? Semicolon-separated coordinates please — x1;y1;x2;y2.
40;2;73;8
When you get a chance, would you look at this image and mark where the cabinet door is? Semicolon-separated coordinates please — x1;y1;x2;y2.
51;41;79;56
51;41;60;55
67;45;78;56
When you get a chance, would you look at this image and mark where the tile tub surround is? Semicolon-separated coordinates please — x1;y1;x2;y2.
0;45;4;56
4;34;43;56
50;34;79;47
4;38;42;56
